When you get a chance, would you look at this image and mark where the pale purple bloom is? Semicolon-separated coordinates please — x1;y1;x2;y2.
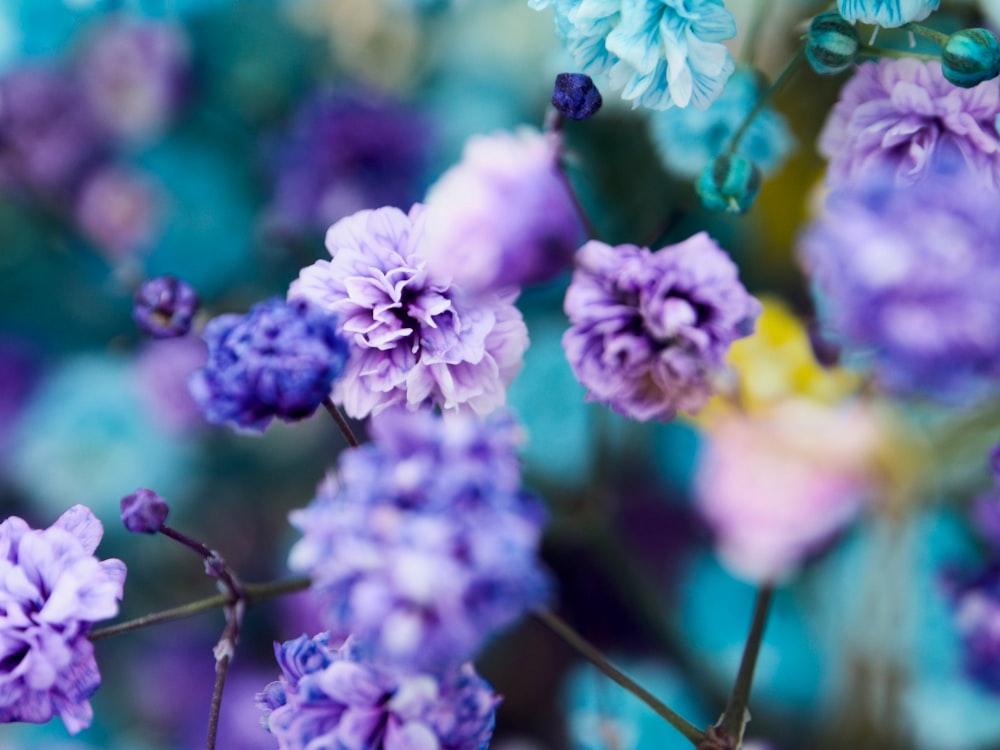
420;128;583;294
133;336;208;434
0;505;126;733
819;59;1000;187
78;18;190;142
287;408;550;673
562;232;760;422
289;206;528;419
266;89;430;237
75;166;163;261
257;633;499;750
188;297;349;432
132;275;200;339
120;488;170;534
0;66;107;197
798;163;1000;398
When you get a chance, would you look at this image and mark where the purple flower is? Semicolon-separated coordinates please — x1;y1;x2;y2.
120;488;170;534
552;73;603;120
78;18;190;142
287;408;550;673
133;336;208;434
257;633;499;750
819;58;1000;187
798;163;1000;398
188;297;349;432
265;89;431;237
945;561;1000;692
289;206;528;419
562;232;760;422
419;128;583;294
75;166;163;261
0;66;107;197
0;505;126;733
132;275;200;339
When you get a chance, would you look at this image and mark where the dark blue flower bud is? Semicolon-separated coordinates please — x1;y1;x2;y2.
552;73;603;120
805;12;859;75
942;28;1000;88
120;488;170;534
132;275;200;338
696;154;761;214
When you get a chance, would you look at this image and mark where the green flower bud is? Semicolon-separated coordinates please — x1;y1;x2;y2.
697;154;761;214
805;12;860;75
942;28;1000;88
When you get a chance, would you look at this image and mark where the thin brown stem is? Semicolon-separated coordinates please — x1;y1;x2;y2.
323;397;360;448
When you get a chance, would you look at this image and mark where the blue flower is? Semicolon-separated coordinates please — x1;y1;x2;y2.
837;0;939;27
532;0;736;110
649;67;795;179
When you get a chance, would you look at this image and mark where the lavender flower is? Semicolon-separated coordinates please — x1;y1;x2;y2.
265;89;431;237
562;232;760;422
837;0;939;27
257;633;499;750
287;408;550;673
188;297;349;432
420;128;583;294
819;59;1000;187
289;206;529;419
798;163;1000;398
75;166;163;261
0;505;126;733
132;275;200;339
77;18;190;142
530;0;737;110
946;561;1000;691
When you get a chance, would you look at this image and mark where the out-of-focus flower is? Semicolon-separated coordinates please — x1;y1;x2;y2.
288;408;550;673
649;67;794;179
945;559;1000;692
420;128;583;294
119;488;170;534
188;297;349;433
562;232;760;422
798;163;1000;399
695;398;882;581
289;206;528;419
819;59;1000;187
75;166;163;261
530;0;737;110
132;275;200;339
265;89;431;237
257;633;499;749
0;339;40;464
552;72;603;120
837;0;939;27
132;335;207;434
77;18;190;142
0;65;107;196
0;505;126;734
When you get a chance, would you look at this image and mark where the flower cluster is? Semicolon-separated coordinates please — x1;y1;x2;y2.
563;232;760;421
0;506;126;733
287;408;551;675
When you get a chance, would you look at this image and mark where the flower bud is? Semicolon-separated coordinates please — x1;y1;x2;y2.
120;488;170;534
551;73;603;120
696;154;761;214
132;275;200;338
942;28;1000;88
805;12;859;75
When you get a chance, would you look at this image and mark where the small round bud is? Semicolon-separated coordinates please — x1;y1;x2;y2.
132;275;200;338
942;28;1000;88
696;154;761;214
805;12;859;75
552;73;603;120
120;488;169;534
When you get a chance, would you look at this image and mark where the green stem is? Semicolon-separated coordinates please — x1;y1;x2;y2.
534;608;705;747
858;44;939;61
904;22;948;46
88;576;312;641
727;49;805;156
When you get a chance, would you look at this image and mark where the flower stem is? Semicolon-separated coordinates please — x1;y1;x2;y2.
904;22;948;46
858;44;939;61
727;48;805;156
534;608;705;746
715;585;774;744
323;397;360;448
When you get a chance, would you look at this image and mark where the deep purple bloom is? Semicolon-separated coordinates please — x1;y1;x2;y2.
798;163;1000;398
419;128;584;294
944;560;1000;692
562;233;761;422
289;206;528;419
188;297;349;432
819;58;1000;187
257;633;499;750
0;505;126;733
0;66;107;197
265;89;431;237
120;488;170;534
132;275;200;339
77;18;190;142
287;408;550;673
552;73;603;120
